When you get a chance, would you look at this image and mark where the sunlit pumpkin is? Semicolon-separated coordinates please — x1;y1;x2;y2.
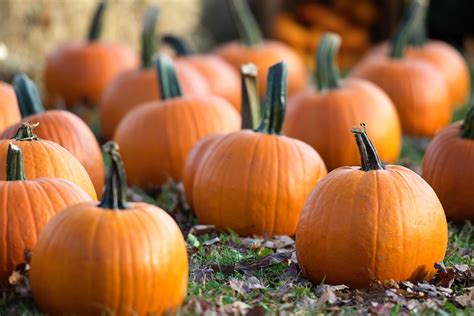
0;82;20;133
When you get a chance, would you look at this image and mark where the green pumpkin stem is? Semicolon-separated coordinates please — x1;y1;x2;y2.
316;33;342;91
162;35;193;56
6;144;26;181
155;54;183;100
256;62;288;135
99;141;129;210
141;5;160;68
87;0;106;42
408;0;429;46
228;0;263;47
241;64;261;130
352;123;385;171
13;74;45;117
12;122;39;141
389;0;422;58
462;105;474;139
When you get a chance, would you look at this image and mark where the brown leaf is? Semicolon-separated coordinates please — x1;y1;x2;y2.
454;287;474;307
189;225;218;236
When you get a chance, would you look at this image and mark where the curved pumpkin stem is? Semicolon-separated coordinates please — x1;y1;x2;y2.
13;74;45;117
351;123;385;171
6;144;26;181
257;62;288;135
87;0;106;42
155;54;183;100
99;141;129;210
228;0;263;47
141;5;160;68
162;35;193;56
389;0;422;59
316;33;341;91
408;0;429;47
12;122;39;141
462;104;474;139
241;64;261;130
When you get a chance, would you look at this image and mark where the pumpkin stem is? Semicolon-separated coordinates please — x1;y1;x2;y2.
87;0;106;42
155;54;183;100
228;0;263;47
141;5;160;68
13;74;45;117
162;35;193;56
99;141;129;210
351;123;385;171
256;62;288;135
241;64;261;130
389;0;422;59
12;122;39;141
462;104;474;139
316;33;342;91
6;144;26;181
408;0;429;46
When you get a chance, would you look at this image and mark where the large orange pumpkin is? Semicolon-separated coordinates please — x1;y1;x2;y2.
283;33;401;171
193;62;327;237
114;55;240;188
30;142;188;315
44;0;138;107
0;82;20;133
1;74;104;195
0;123;97;199
214;0;307;97
296;123;448;288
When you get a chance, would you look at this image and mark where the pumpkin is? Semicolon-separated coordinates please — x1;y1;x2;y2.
0;82;21;133
100;6;209;140
296;123;448;288
114;55;240;188
1;74;105;195
0;123;97;199
30;142;188;315
422;105;474;222
214;0;307;97
350;1;451;137
0;144;92;283
192;62;327;236
283;33;401;171
44;0;138;107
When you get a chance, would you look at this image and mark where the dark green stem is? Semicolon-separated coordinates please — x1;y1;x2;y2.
13;74;45;117
256;62;288;135
155;55;183;100
351;123;385;171
141;5;159;68
228;0;263;47
12;122;39;141
87;0;106;42
162;35;193;56
462;105;474;139
389;0;422;58
99;141;128;210
6;144;26;181
316;33;341;91
241;64;261;130
408;0;429;46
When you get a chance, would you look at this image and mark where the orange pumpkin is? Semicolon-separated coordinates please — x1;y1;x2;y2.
114;55;240;188
296;124;448;288
0;123;97;199
0;82;21;133
100;7;209;140
30;142;188;315
44;0;138;107
214;0;307;97
2;74;105;195
284;33;401;171
192;62;327;237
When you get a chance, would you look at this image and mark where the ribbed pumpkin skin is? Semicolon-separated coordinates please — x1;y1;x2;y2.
296;165;448;288
422;122;474;221
44;42;138;107
283;79;401;170
114;96;240;188
0;83;21;133
351;56;451;137
0;140;97;200
214;41;308;97
1;111;104;196
193;130;327;237
100;63;209;140
30;202;188;315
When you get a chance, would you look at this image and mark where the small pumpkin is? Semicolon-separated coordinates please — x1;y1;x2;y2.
100;6;209;140
2;74;105;195
214;0;308;97
422;105;474;222
283;33;401;171
114;55;240;188
0;123;97;199
0;82;20;133
30;142;188;315
193;62;327;237
296;123;448;288
44;0;138;107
